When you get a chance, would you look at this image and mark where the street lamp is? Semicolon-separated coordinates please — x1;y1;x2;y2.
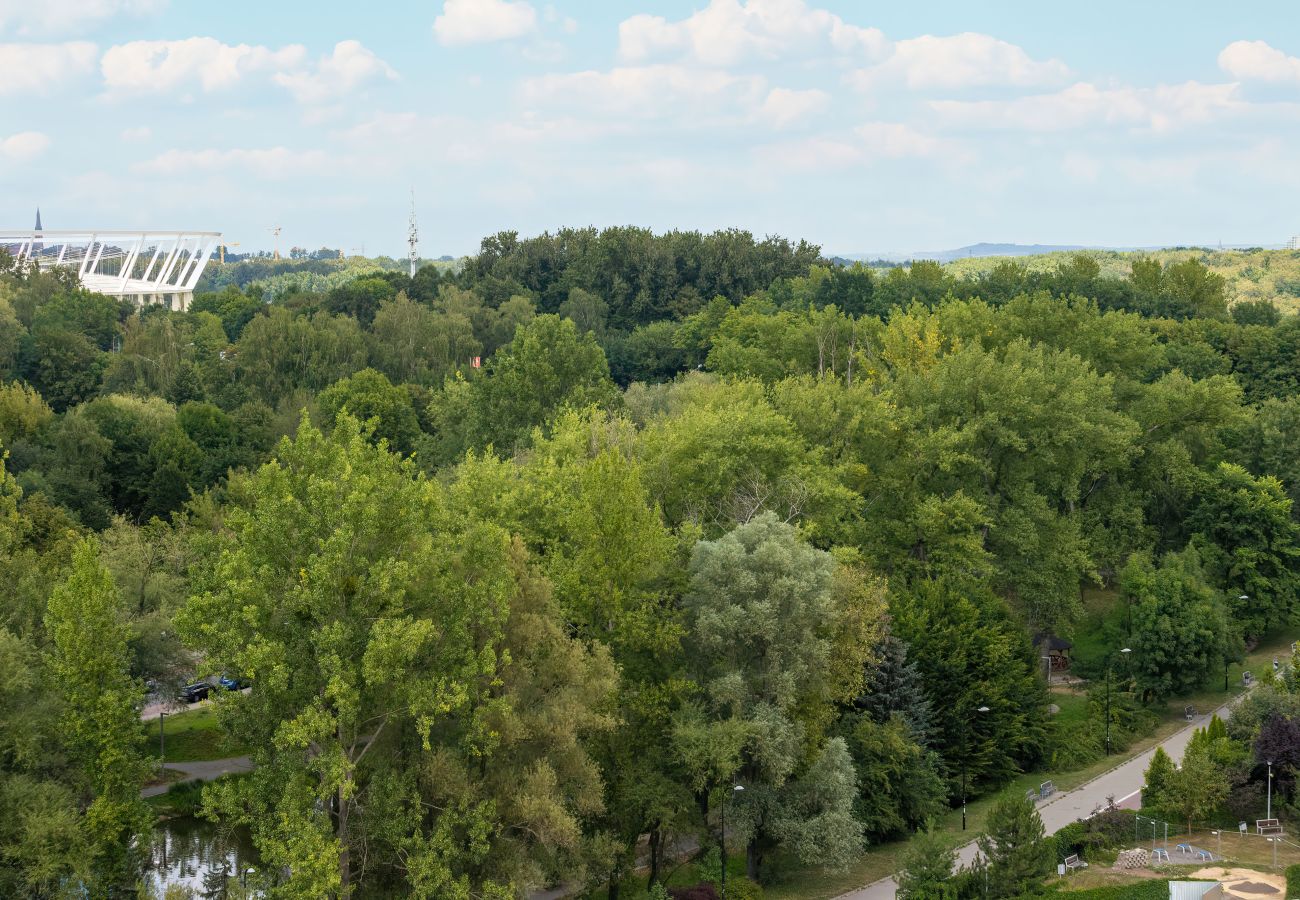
1267;760;1273;821
721;783;743;898
1105;648;1132;755
241;866;256;888
962;705;991;831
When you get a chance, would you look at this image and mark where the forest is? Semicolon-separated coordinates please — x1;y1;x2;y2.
1;227;1299;899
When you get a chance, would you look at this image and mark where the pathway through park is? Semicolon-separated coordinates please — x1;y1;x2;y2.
836;699;1237;899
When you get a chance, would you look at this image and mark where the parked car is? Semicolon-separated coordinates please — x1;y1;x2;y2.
219;674;248;691
179;682;211;704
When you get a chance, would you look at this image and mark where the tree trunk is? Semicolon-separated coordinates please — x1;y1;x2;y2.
338;781;351;898
648;824;663;887
608;870;620;900
746;836;761;881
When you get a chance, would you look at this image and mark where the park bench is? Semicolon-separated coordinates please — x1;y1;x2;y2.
1256;819;1283;836
1040;780;1056;800
1184;705;1197;721
1243;671;1255;686
1063;854;1088;872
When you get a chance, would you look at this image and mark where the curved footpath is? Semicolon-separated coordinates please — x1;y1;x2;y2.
141;756;254;799
837;698;1237;900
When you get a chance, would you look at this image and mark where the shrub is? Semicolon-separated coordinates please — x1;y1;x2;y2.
725;877;764;900
1287;864;1300;898
668;885;720;900
1051;809;1136;863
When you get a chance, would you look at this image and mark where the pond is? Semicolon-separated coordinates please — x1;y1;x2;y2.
146;816;260;896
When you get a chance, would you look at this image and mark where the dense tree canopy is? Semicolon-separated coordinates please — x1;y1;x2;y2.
3;232;1300;897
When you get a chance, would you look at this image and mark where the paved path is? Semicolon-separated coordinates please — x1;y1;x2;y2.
837;700;1237;899
141;756;254;798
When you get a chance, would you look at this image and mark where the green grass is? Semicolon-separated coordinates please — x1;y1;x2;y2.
145;778;207;817
143;706;249;763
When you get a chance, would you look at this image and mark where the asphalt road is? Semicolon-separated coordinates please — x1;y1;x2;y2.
141;756;254;798
836;699;1237;900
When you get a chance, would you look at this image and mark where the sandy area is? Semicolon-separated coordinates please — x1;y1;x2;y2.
1190;866;1287;898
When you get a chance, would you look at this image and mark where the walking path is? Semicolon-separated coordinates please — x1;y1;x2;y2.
837;699;1237;899
141;756;254;798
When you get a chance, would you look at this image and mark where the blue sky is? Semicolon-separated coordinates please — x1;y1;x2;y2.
3;0;1299;257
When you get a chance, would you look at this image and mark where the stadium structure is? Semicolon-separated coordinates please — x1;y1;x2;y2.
2;211;221;310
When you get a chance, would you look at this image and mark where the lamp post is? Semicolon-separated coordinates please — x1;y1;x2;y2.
1041;655;1052;687
1105;648;1132;755
241;866;256;889
721;783;743;898
962;705;991;831
1267;760;1273;821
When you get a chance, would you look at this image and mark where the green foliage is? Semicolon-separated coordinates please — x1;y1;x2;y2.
977;791;1054;898
45;538;153;892
897;824;957;900
1142;747;1176;813
891;579;1048;789
468;314;620;453
318;367;422;454
1122;548;1231;701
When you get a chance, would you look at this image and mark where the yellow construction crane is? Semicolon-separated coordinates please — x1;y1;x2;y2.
218;241;240;264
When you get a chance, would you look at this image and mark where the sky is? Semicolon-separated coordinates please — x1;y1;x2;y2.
2;0;1300;257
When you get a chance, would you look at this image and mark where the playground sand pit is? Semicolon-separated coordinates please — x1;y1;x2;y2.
1190;867;1286;898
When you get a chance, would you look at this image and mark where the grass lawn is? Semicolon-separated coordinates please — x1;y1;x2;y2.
142;706;250;763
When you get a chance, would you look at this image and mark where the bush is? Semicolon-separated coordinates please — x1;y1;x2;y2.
668;886;720;900
1051;809;1137;863
1287;864;1300;898
1055;882;1209;899
724;877;764;900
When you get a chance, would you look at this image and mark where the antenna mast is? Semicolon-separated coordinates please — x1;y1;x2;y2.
407;189;419;278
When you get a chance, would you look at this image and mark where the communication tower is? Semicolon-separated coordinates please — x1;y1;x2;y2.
408;189;419;278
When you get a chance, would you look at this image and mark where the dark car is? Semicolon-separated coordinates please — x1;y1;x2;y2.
219;674;248;691
179;682;211;704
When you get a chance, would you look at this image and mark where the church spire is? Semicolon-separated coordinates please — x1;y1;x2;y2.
34;208;42;231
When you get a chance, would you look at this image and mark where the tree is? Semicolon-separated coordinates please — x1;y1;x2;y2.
977;792;1053;899
469;314;620;452
44;538;152;892
1122;548;1231;701
1166;739;1229;834
181;416;614;897
683;513;865;879
897;824;957;900
1142;747;1176;813
1188;462;1300;638
318;368;422;454
890;579;1048;791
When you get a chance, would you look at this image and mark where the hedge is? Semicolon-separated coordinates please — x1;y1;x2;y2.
1286;863;1300;898
1051;881;1194;899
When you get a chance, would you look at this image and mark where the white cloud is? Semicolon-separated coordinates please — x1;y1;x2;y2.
757;87;829;128
853;32;1069;90
930;81;1241;132
0;130;49;160
1219;40;1300;83
272;40;398;104
0;0;164;37
102;37;306;93
618;0;886;66
756;121;953;170
0;41;97;94
134;147;335;178
434;0;537;46
521;64;766;118
100;37;395;105
120;126;152;141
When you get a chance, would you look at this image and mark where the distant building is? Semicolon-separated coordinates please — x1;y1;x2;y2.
1288;235;1300;250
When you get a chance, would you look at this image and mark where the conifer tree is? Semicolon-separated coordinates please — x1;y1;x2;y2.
977;791;1053;898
